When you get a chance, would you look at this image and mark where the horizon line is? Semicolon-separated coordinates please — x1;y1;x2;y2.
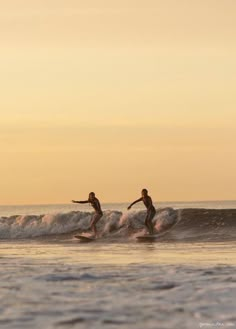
1;199;236;207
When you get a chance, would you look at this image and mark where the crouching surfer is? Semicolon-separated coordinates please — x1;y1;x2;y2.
72;192;103;237
127;189;156;235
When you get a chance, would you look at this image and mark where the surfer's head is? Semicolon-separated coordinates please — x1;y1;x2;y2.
141;189;148;196
89;192;95;200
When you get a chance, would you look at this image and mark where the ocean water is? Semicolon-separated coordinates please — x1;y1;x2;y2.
0;201;236;329
1;200;236;217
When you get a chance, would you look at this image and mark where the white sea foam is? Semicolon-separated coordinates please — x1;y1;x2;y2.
0;241;236;329
0;208;178;239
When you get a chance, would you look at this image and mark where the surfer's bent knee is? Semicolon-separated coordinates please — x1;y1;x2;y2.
146;208;156;222
91;212;103;225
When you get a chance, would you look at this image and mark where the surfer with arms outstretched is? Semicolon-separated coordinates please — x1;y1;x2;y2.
72;192;103;237
127;189;156;235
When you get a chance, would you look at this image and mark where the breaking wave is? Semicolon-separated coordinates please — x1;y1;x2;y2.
0;208;236;242
0;208;177;239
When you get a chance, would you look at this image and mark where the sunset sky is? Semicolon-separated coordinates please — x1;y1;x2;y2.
1;0;236;204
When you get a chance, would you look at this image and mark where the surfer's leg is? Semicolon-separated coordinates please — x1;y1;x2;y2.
90;213;102;237
145;209;156;234
144;212;152;234
150;209;156;234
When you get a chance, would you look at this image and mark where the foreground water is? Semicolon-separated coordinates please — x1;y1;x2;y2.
0;241;236;329
1;202;236;328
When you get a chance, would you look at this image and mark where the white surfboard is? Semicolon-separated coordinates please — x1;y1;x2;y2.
136;234;159;241
74;235;95;242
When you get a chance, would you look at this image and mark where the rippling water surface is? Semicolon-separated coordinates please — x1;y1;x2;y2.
1;241;236;329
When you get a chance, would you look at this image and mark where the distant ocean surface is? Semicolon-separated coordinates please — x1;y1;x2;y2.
1;200;236;217
0;201;236;329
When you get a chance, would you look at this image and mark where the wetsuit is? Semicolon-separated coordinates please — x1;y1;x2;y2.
128;195;156;234
143;196;156;234
89;198;103;227
73;197;103;236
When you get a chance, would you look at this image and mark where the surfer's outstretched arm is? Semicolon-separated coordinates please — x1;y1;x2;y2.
127;197;142;210
71;200;89;204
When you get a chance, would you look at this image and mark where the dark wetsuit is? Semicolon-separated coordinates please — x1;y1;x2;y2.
142;196;156;233
72;197;103;236
89;198;103;227
128;195;156;234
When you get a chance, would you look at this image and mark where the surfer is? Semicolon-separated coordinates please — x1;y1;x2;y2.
72;192;103;237
127;189;156;235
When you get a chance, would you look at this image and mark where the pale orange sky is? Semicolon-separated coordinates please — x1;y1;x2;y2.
1;0;236;204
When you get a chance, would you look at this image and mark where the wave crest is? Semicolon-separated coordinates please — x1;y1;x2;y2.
2;208;235;241
0;208;177;239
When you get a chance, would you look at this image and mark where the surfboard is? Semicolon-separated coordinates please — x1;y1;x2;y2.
136;234;159;241
74;235;95;242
